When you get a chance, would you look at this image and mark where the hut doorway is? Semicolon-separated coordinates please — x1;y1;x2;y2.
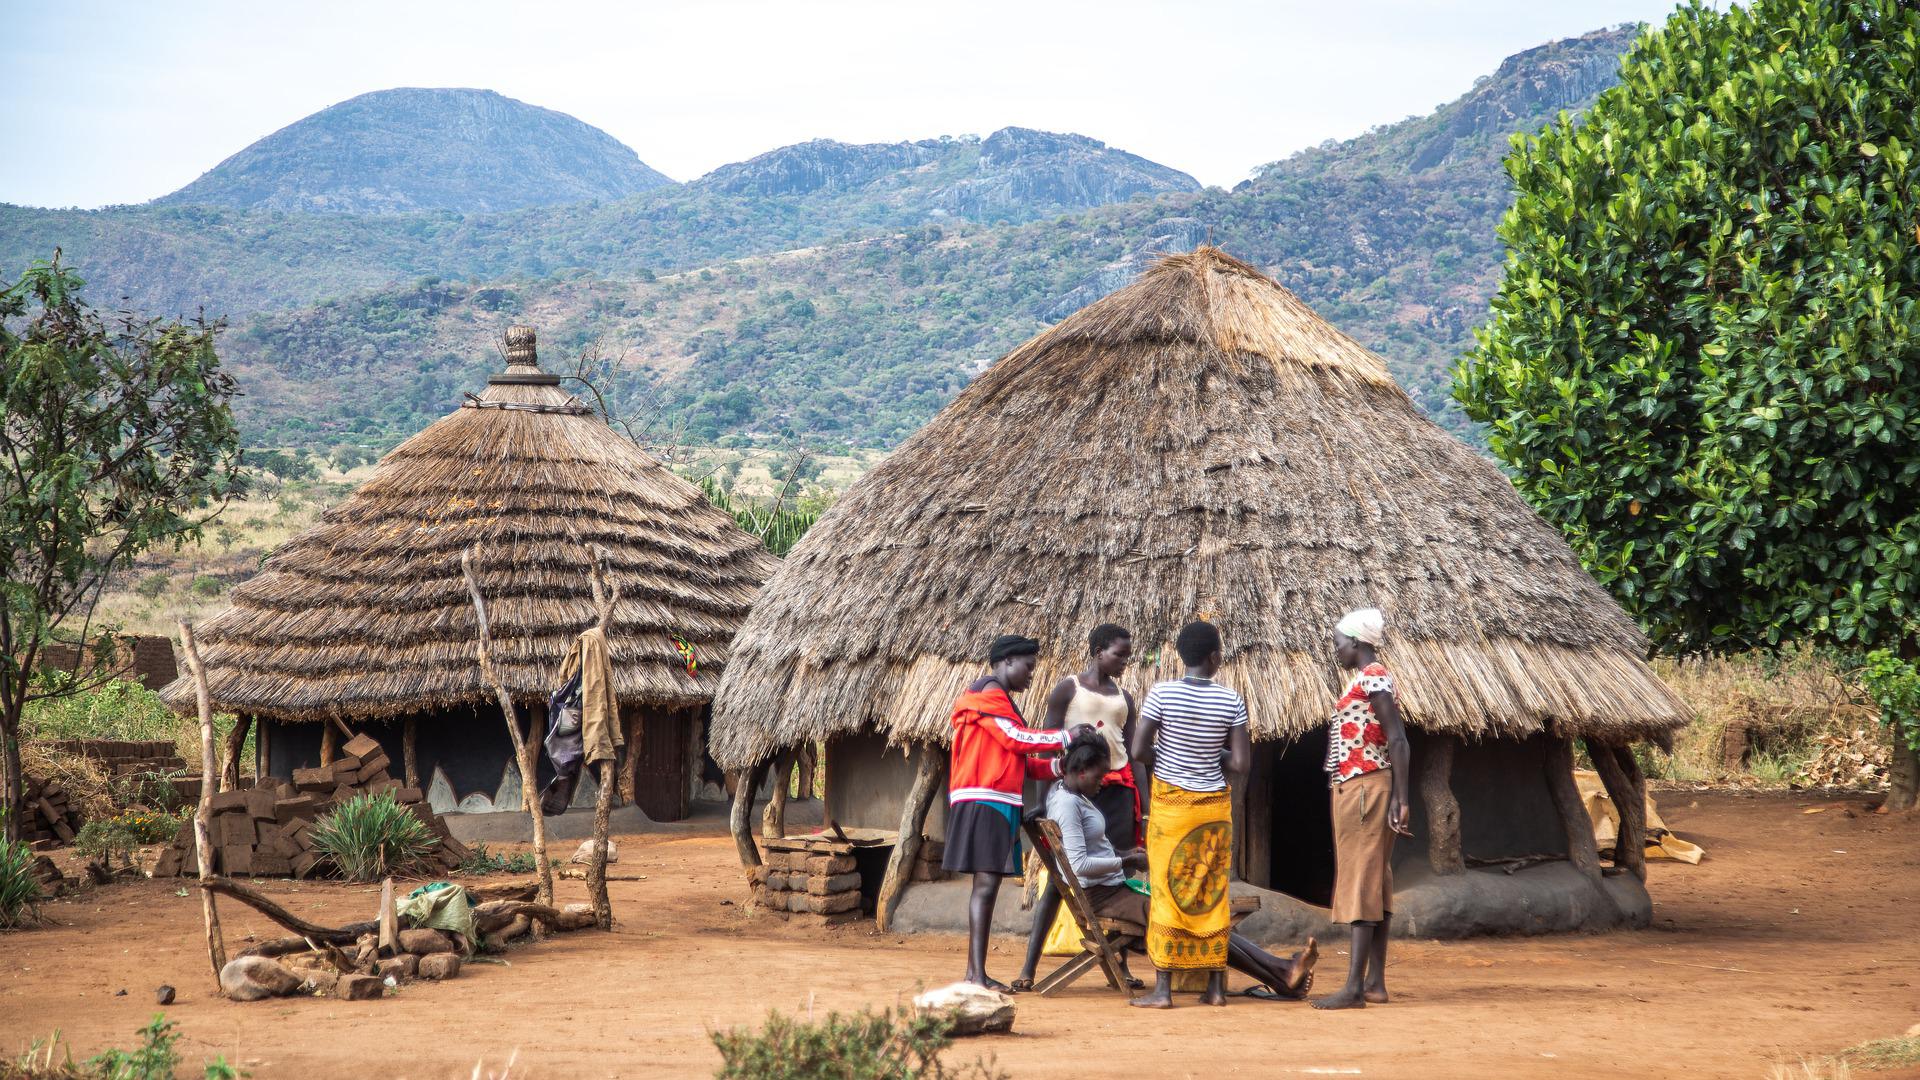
1243;729;1336;908
630;709;691;822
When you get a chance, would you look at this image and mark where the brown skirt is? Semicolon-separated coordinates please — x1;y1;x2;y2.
1330;768;1395;924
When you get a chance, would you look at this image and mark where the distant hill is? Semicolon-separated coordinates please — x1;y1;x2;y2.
155;88;673;214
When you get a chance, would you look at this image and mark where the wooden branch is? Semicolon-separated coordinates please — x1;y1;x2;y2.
319;723;336;767
472;899;568;934
761;747;793;839
377;877;398;956
589;759;615;930
466;880;539;903
728;763;765;871
1418;732;1464;875
1544;733;1620;919
218;714;252;792
236;927;378;960
461;546;555;908
178;622;225;985
197;876;354;939
876;744;943;933
1590;740;1647;881
402;717;419;790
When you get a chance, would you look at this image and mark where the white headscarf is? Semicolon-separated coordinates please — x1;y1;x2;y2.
1336;607;1386;647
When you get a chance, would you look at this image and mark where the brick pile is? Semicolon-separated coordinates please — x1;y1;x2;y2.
41;737;197;810
151;733;471;879
18;775;85;846
750;836;868;926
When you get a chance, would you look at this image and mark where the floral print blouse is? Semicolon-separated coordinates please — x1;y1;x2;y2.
1323;663;1395;784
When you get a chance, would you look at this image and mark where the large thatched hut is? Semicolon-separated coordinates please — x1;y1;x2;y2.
161;326;776;820
711;248;1687;936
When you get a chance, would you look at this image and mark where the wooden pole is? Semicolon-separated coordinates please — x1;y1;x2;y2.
621;711;641;807
178;622;226;985
761;747;792;839
875;744;942;933
218;714;252;792
1590;741;1647;881
1418;733;1464;875
585;543;621;930
728;763;765;871
319;722;336;767
461;547;555;908
1544;733;1620;919
402;718;419;790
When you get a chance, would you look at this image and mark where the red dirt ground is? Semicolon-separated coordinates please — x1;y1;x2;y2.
3;790;1916;1079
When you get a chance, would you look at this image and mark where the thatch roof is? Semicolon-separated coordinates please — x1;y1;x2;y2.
709;248;1686;770
160;326;777;722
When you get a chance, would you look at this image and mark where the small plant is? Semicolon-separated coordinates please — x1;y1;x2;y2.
74;819;142;867
188;575;225;598
67;1016;247;1080
457;843;537;875
134;573;171;600
709;1007;1005;1080
308;792;439;881
0;835;44;930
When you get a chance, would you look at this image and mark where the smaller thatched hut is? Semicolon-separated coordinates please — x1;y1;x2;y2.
161;326;776;819
710;248;1687;937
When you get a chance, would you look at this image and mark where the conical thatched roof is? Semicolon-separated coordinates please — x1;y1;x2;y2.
161;326;777;722
710;248;1685;770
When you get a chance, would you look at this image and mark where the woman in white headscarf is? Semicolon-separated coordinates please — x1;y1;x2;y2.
1313;607;1412;1010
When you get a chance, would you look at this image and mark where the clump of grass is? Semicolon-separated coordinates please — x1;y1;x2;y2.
308;793;439;882
710;1007;1005;1080
1644;648;1880;788
1842;1035;1920;1070
457;843;537;875
3;1016;247;1079
0;836;44;930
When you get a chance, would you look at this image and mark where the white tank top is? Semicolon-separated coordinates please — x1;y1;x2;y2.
1063;677;1130;772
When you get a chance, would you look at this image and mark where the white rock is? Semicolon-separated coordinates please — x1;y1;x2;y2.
912;981;1015;1036
569;838;617;864
219;956;305;1002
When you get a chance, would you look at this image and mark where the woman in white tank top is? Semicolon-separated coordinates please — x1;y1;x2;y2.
1011;623;1141;992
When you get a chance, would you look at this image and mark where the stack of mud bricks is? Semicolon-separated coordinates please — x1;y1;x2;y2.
910;838;948;882
751;837;863;926
152;732;472;879
43;738;194;809
18;776;85;847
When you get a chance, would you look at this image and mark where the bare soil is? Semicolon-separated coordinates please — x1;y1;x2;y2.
4;790;1915;1079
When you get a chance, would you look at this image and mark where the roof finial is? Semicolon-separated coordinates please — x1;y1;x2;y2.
504;325;537;366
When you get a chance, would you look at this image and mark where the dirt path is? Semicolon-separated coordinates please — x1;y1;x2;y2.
3;791;1915;1079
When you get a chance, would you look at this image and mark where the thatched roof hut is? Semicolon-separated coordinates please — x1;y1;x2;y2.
163;326;776;818
710;248;1684;932
711;247;1684;772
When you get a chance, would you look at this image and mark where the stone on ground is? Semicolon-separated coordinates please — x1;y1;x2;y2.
219;956;305;1001
570;838;617;863
912;982;1015;1036
417;953;462;980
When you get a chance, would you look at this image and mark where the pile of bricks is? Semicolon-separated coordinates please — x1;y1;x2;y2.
18;776;85;846
750;836;868;926
151;733;471;879
41;738;197;810
911;838;949;882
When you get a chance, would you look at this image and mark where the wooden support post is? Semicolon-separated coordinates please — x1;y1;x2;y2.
729;761;767;871
178;622;226;986
761;747;792;839
219;713;252;792
796;742;817;801
1544;734;1619;918
377;877;398;957
1418;732;1464;875
875;744;943;933
462;547;555;908
319;722;336;767
584;543;621;930
621;711;642;807
1589;740;1647;881
402;718;419;791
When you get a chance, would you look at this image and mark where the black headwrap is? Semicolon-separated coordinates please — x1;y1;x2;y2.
987;634;1041;664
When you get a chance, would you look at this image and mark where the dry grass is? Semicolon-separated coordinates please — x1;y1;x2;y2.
1646;649;1886;790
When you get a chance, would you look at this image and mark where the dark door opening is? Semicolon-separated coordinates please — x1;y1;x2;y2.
1261;728;1336;907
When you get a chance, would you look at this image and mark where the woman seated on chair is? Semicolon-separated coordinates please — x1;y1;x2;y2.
1046;734;1318;999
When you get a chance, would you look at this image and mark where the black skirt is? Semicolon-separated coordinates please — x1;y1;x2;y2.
1094;782;1139;852
941;800;1021;875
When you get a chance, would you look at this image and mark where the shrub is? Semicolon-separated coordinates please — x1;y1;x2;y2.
0;835;43;930
134;573;170;600
709;1007;1005;1080
308;793;439;881
456;842;537;875
189;575;224;597
76;811;180;864
8;1015;250;1080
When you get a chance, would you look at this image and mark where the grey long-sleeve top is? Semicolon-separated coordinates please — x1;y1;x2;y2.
1045;783;1126;886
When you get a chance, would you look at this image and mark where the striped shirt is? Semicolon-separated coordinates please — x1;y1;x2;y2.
1142;676;1248;792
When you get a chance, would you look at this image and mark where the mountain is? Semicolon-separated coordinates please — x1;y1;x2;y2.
155;88;673;214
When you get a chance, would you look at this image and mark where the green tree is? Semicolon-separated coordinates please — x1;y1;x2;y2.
1455;0;1920;805
0;255;244;838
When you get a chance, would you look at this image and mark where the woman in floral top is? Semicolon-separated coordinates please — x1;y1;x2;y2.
1313;608;1412;1011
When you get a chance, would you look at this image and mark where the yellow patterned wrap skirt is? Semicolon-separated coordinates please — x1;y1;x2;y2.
1145;777;1232;971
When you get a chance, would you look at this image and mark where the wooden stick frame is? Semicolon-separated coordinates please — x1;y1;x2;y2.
177;621;226;985
585;543;619;931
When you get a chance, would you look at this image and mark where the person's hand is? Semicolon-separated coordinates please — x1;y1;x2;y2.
1388;795;1412;837
1122;848;1150;872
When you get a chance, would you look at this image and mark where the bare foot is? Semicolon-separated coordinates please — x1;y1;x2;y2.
977;976;1013;994
1200;985;1228;1006
1364;987;1389;1004
1312;987;1367;1010
1129;988;1175;1009
1286;937;1320;992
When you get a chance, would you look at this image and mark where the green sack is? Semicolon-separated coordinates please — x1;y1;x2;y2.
397;882;478;954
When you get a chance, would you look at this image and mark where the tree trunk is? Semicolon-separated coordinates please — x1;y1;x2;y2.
761;748;792;839
1888;737;1919;813
1588;740;1647;881
588;759;616;929
1418;732;1463;875
319;723;336;767
402;718;419;791
461;548;555;909
796;743;816;801
1;723;22;844
219;714;252;792
178;622;227;986
1544;733;1620;920
875;745;943;933
622;711;642;807
728;762;767;871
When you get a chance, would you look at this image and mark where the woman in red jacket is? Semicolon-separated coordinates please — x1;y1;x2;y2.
942;633;1077;990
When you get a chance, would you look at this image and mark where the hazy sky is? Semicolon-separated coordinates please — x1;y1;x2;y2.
4;0;1690;209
